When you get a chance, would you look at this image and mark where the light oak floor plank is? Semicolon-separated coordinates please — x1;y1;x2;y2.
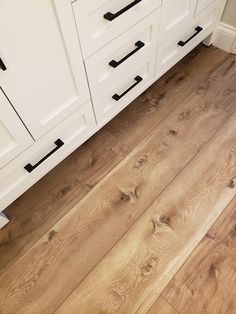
55;107;236;314
164;238;236;314
147;296;178;314
207;195;236;249
157;196;236;314
0;46;235;314
0;45;226;275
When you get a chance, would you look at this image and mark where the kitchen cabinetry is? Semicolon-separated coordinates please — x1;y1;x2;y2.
159;0;197;42
0;89;33;169
0;0;90;140
0;0;222;228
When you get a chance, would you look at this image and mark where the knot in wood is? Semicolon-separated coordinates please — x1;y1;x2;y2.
160;214;171;225
179;110;190;121
228;178;236;189
48;230;57;241
169;129;178;136
119;186;138;203
141;257;157;276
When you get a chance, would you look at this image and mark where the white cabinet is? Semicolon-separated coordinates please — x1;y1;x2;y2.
159;0;197;42
195;0;216;15
0;101;96;212
0;89;33;169
156;3;218;78
85;10;161;96
73;0;162;58
0;0;223;224
0;0;90;140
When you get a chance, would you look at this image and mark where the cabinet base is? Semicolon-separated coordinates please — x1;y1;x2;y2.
0;212;9;229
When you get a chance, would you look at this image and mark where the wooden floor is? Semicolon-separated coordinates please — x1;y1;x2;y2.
0;45;236;314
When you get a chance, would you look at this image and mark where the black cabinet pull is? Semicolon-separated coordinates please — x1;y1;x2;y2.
0;58;7;71
24;139;64;173
109;41;145;68
104;0;142;21
112;75;143;101
178;26;203;47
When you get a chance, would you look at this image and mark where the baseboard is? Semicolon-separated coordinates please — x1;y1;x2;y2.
212;22;236;53
0;212;9;229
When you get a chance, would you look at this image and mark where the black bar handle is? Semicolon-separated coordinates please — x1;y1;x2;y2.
24;139;64;173
109;41;145;68
0;58;7;71
112;75;143;101
104;0;142;21
178;26;203;47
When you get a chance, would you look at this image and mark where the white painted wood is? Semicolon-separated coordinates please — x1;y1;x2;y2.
156;3;218;79
0;89;33;169
73;0;162;58
195;0;216;16
232;38;236;54
159;0;198;43
0;0;90;140
0;0;226;215
85;9;160;96
0;101;96;212
0;212;9;229
212;22;236;53
92;51;156;125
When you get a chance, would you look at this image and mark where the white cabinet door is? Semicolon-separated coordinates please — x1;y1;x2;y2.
0;0;90;140
195;0;216;15
159;0;197;42
0;89;33;169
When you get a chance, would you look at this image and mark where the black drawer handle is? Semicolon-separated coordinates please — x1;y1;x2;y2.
104;0;142;21
24;139;64;173
178;26;203;47
0;58;7;71
112;75;143;101
109;41;145;68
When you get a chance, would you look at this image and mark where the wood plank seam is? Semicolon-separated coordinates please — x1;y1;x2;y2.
54;104;236;313
0;46;229;276
1;47;235;313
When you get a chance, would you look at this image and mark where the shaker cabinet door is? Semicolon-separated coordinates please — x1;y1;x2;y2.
195;0;216;15
159;0;197;42
0;0;90;140
0;89;33;168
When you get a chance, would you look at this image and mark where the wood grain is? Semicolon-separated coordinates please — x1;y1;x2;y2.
147;296;178;314
162;236;236;314
1;72;235;313
207;196;236;251
0;128;130;275
150;196;236;314
1;45;224;275
55;108;236;314
0;46;235;314
109;45;228;147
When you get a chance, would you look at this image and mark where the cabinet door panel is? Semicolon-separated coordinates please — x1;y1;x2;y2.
0;0;90;139
195;0;216;15
73;0;161;58
0;90;33;168
159;0;197;42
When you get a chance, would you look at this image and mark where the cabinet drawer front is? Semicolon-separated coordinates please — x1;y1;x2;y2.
0;101;96;211
156;4;217;78
73;0;161;58
85;9;160;96
0;90;33;169
195;0;216;15
92;51;156;125
0;0;90;140
159;0;197;43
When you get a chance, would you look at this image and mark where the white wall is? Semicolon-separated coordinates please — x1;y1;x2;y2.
221;0;236;27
